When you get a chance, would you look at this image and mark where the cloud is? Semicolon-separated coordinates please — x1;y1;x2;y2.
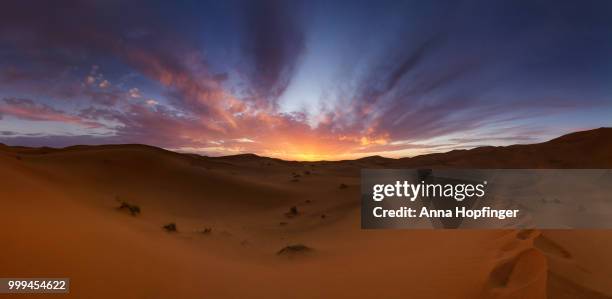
98;80;110;89
0;1;610;159
128;88;141;98
0;134;117;148
241;0;305;107
0;97;102;128
1;1;454;158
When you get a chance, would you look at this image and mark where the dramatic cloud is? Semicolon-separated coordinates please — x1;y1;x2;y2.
0;0;611;159
241;0;305;107
0;98;102;128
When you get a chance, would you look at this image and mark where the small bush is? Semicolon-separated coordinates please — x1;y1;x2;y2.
277;244;313;256
339;183;348;189
285;206;298;217
117;200;141;216
200;227;212;234
163;223;177;232
128;205;140;215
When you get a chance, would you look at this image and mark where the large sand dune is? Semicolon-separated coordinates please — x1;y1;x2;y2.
1;128;611;298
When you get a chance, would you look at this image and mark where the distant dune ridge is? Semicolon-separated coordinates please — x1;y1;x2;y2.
1;128;612;298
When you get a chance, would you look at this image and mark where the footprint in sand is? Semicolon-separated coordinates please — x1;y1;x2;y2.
498;229;541;258
483;230;548;299
484;230;605;299
532;234;612;298
484;248;548;299
533;234;572;259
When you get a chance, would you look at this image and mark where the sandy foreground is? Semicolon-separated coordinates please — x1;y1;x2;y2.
1;129;612;298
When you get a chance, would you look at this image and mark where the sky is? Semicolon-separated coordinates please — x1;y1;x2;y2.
0;0;611;160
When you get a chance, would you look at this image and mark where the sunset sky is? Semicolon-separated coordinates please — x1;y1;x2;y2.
1;0;611;160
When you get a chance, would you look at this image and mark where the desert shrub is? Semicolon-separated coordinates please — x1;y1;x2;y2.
277;244;312;256
117;200;141;216
339;183;348;189
285;206;299;217
128;205;140;215
163;223;177;232
200;227;212;234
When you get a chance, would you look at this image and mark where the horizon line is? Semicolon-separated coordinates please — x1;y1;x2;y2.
1;127;609;162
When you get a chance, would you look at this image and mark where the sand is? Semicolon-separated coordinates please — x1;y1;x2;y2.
1;128;611;298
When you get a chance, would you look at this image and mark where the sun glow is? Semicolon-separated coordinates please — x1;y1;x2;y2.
292;152;328;161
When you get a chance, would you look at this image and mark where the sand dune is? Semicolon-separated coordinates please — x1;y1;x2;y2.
1;128;611;298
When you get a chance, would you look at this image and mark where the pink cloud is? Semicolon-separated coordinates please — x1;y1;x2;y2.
0;98;103;128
